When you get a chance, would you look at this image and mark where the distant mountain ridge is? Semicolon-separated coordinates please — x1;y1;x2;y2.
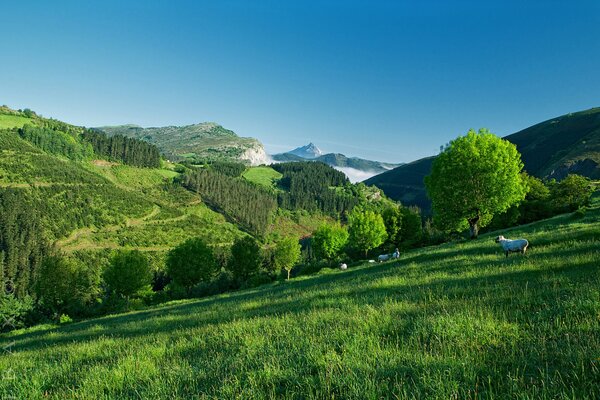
96;122;269;165
273;143;401;182
365;107;600;212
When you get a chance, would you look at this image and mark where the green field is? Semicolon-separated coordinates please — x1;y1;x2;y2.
243;166;282;190
2;197;599;398
0;113;35;129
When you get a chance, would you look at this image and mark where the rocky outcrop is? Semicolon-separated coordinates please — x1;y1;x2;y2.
240;142;270;166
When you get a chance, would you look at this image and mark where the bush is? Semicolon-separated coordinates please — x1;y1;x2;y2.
59;314;73;324
241;272;273;289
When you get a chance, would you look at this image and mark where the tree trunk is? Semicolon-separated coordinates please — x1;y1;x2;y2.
287;269;291;280
468;213;480;239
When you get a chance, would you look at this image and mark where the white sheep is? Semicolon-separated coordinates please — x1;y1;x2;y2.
378;248;400;262
339;263;348;270
495;235;529;257
378;254;390;262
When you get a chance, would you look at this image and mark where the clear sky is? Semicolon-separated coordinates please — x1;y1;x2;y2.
1;0;599;163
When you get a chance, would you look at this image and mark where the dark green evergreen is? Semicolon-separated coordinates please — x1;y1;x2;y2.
182;169;277;236
82;129;161;167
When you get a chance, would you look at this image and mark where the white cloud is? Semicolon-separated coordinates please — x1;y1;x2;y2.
333;167;379;183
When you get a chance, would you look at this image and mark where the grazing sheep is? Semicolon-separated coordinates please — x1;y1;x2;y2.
495;235;529;257
379;249;400;262
378;254;390;262
339;263;348;270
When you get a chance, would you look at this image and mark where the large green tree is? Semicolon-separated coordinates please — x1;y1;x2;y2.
424;129;527;238
229;236;262;280
166;238;218;291
348;208;387;257
312;223;349;261
104;250;152;299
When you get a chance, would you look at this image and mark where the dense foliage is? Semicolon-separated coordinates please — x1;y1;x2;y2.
208;161;247;177
166;238;218;291
425;129;528;238
228;236;262;280
35;254;99;317
311;223;349;261
0;189;49;299
272;162;358;216
348;208;388;257
104;251;152;298
487;173;595;231
19;124;93;160
82;129;161;167
182;169;277;236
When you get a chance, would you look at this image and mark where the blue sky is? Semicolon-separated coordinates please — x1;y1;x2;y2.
1;1;599;163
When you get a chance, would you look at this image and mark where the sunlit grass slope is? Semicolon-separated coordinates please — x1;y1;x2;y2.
2;199;599;399
243;165;282;190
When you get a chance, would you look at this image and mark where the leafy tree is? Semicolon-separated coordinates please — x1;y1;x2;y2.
523;174;550;201
550;174;593;211
348;208;387;257
167;238;218;291
229;236;262;280
104;250;152;298
424;128;527;238
381;206;402;246
312;223;349;261
398;206;423;248
36;254;99;316
273;237;301;280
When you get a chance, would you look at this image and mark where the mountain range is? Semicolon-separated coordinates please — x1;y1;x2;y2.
273;143;401;182
365;107;600;212
96;122;403;182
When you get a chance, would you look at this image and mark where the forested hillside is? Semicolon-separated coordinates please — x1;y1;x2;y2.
96;122;268;165
1;106;410;332
366;107;600;210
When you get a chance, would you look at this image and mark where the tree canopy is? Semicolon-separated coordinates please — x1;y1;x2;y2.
228;236;262;280
348;208;387;257
104;250;152;298
424;128;527;238
166;238;218;291
312;223;349;261
273;237;301;280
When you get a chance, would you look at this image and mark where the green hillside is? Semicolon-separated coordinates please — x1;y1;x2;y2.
97;122;267;164
2;194;599;399
366;107;600;211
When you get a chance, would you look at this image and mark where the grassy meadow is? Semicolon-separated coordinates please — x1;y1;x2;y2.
243;166;283;190
1;197;599;399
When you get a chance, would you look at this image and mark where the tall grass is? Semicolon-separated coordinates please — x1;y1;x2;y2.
1;203;599;399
